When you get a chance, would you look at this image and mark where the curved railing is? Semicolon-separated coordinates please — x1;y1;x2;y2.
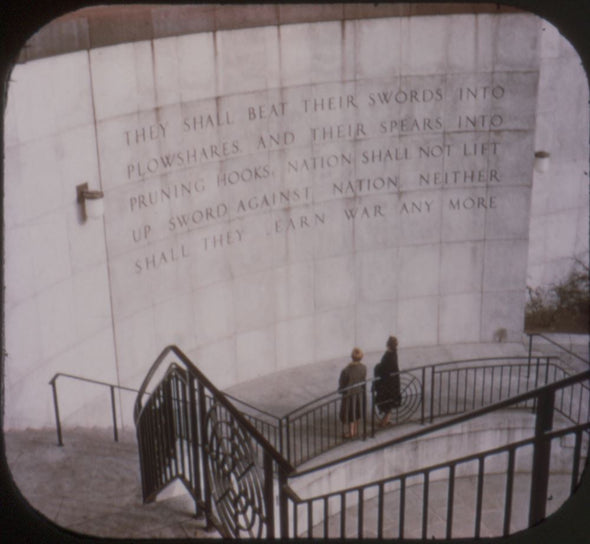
227;355;576;467
133;345;293;538
283;369;590;539
49;334;589;539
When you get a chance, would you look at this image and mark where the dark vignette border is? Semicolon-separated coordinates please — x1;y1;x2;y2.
1;1;589;543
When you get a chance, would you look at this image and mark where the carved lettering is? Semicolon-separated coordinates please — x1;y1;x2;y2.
287;153;352;173
344;205;385;220
449;196;497;210
134;244;189;274
202;229;244;251
311;123;366;142
303;95;358;113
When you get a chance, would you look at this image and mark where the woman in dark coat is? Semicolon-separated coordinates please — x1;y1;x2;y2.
338;347;367;438
373;336;401;427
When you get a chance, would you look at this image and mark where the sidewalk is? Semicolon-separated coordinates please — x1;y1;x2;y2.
3;336;588;540
4;427;219;539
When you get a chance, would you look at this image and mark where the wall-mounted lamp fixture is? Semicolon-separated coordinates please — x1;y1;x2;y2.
76;182;105;221
534;151;551;174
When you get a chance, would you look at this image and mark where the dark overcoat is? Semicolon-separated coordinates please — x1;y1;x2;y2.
373;349;402;414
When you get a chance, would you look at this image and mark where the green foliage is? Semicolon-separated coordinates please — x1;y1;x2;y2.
525;259;590;333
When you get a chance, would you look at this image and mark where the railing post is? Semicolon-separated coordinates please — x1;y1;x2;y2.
285;415;291;465
362;384;367;441
370;383;376;438
529;388;555;527
278;466;289;538
278;417;284;458
420;367;426;425
263;451;275;538
50;379;63;447
197;382;214;531
429;366;436;423
110;385;119;442
527;334;533;377
188;376;204;518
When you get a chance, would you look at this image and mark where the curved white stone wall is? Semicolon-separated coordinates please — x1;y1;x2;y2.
4;12;585;430
528;19;590;287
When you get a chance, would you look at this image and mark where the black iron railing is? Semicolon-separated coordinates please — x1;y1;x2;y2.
229;356;568;466
133;346;293;538
50;356;581;465
48;372;140;446
282;370;590;539
50;334;589;539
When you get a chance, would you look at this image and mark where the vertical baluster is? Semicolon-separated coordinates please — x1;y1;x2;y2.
529;389;554;527
474;457;485;538
429;367;436;423
50;380;63;447
307;501;313;538
263;452;275;538
323;497;329;538
490;366;495;404
454;370;460;414
188;376;202;512
175;377;185;478
438;371;443;416
420;367;426;424
447;372;451;414
463;369;468;412
358;487;364;538
286;415;291;466
312;409;316;459
399;476;406;539
503;448;515;536
471;368;477;410
422;472;429;539
340;492;346;538
278;468;289;538
278;417;284;459
299;417;304;464
197;382;214;531
446;465;455;539
110;385;119;442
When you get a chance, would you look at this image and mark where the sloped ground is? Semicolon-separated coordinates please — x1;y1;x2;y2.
4;427;219;539
3;335;587;539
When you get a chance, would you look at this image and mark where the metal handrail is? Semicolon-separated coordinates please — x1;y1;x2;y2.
49;372;141;446
284;418;590;538
276;357;570;465
288;420;590;500
282;357;560;419
528;332;590;365
290;368;590;478
48;355;572;457
128;347;588;538
133;345;293;472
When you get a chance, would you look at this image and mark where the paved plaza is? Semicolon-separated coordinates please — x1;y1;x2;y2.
3;336;589;541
